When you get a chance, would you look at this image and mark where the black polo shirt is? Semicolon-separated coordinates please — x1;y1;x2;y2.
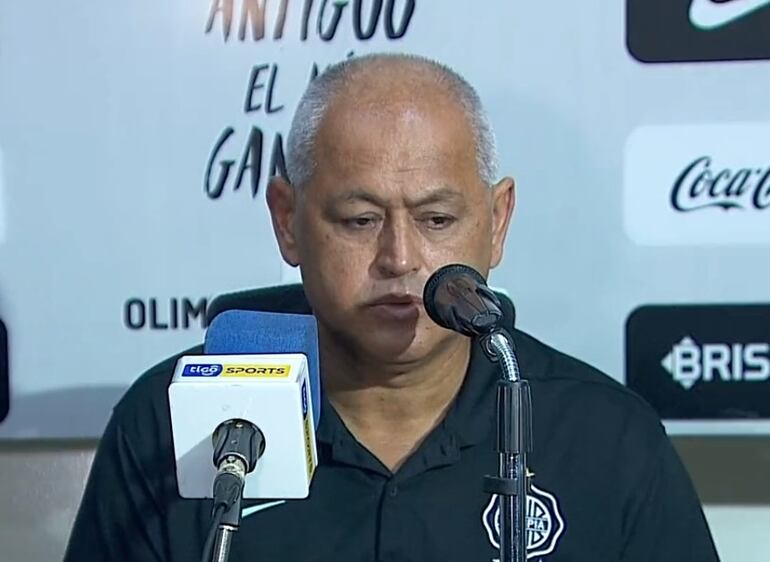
65;285;719;562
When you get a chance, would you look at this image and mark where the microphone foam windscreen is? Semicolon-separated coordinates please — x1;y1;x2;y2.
204;310;321;429
423;263;487;329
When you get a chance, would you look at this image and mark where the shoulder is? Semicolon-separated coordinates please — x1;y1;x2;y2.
497;293;657;425
513;328;664;437
110;345;202;436
512;330;678;495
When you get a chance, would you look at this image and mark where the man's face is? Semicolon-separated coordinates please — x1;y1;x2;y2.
269;88;514;366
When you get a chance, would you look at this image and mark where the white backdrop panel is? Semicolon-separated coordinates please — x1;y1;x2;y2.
0;1;768;437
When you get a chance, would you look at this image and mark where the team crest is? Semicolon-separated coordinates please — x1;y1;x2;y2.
482;484;565;559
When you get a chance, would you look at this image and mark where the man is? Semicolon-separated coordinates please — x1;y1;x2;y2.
66;54;719;561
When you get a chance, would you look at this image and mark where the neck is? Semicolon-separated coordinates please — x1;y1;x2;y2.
320;329;471;471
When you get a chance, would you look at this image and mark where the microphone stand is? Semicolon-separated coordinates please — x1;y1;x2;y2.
211;455;246;562
204;419;264;562
481;329;532;562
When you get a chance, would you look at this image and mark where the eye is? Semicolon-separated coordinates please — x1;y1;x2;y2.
421;214;456;229
342;215;381;229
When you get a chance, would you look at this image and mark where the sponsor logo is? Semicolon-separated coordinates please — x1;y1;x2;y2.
222;364;290;378
627;0;770;62
182;364;224;377
302;405;315;479
482;484;565;560
0;318;8;423
123;297;209;330
662;337;770;389
690;0;770;30
670;156;770;212
624;123;770;245
181;363;290;378
300;377;315;478
626;304;770;420
241;500;287;519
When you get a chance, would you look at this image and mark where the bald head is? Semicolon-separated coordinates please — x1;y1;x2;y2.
286;53;498;187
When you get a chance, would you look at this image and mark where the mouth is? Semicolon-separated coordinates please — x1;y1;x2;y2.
368;294;423;306
366;294;423;321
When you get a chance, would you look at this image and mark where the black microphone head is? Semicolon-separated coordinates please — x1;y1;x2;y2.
423;264;503;337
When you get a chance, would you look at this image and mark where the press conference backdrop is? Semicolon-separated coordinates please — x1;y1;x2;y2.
1;2;770;437
2;2;770;561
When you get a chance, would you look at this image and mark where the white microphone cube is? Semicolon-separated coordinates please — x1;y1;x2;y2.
168;354;318;499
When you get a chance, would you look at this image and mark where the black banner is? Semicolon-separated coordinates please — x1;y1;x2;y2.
626;304;770;419
0;318;8;423
627;0;770;63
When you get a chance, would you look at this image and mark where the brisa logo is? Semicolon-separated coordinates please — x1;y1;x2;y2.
671;156;770;212
182;364;224;377
626;304;770;420
662;336;770;390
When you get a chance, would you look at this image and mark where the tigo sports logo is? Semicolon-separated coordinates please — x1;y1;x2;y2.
662;337;770;390
222;364;290;378
182;364;223;377
182;364;290;378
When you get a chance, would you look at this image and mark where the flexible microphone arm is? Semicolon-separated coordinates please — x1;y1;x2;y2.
423;264;532;562
481;329;532;562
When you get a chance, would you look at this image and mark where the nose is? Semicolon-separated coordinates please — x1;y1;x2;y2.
373;213;421;279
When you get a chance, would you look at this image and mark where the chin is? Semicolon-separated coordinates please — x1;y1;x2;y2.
355;323;447;365
360;331;419;358
362;343;431;368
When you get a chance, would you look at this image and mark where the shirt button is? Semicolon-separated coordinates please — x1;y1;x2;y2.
388;484;399;497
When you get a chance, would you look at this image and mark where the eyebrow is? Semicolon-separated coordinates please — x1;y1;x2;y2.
331;187;464;208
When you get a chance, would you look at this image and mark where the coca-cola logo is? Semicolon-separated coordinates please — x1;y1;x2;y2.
670;156;770;212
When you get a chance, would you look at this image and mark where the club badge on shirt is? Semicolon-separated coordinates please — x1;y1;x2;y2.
482;484;565;560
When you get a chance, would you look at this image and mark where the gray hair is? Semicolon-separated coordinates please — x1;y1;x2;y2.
285;53;498;187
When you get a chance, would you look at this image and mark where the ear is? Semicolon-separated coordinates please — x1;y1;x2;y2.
266;176;301;267
489;176;516;269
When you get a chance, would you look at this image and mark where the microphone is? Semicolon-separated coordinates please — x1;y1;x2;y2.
424;264;531;562
423;264;503;336
168;310;321;501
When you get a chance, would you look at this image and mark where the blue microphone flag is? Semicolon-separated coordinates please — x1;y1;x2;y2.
204;310;321;430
